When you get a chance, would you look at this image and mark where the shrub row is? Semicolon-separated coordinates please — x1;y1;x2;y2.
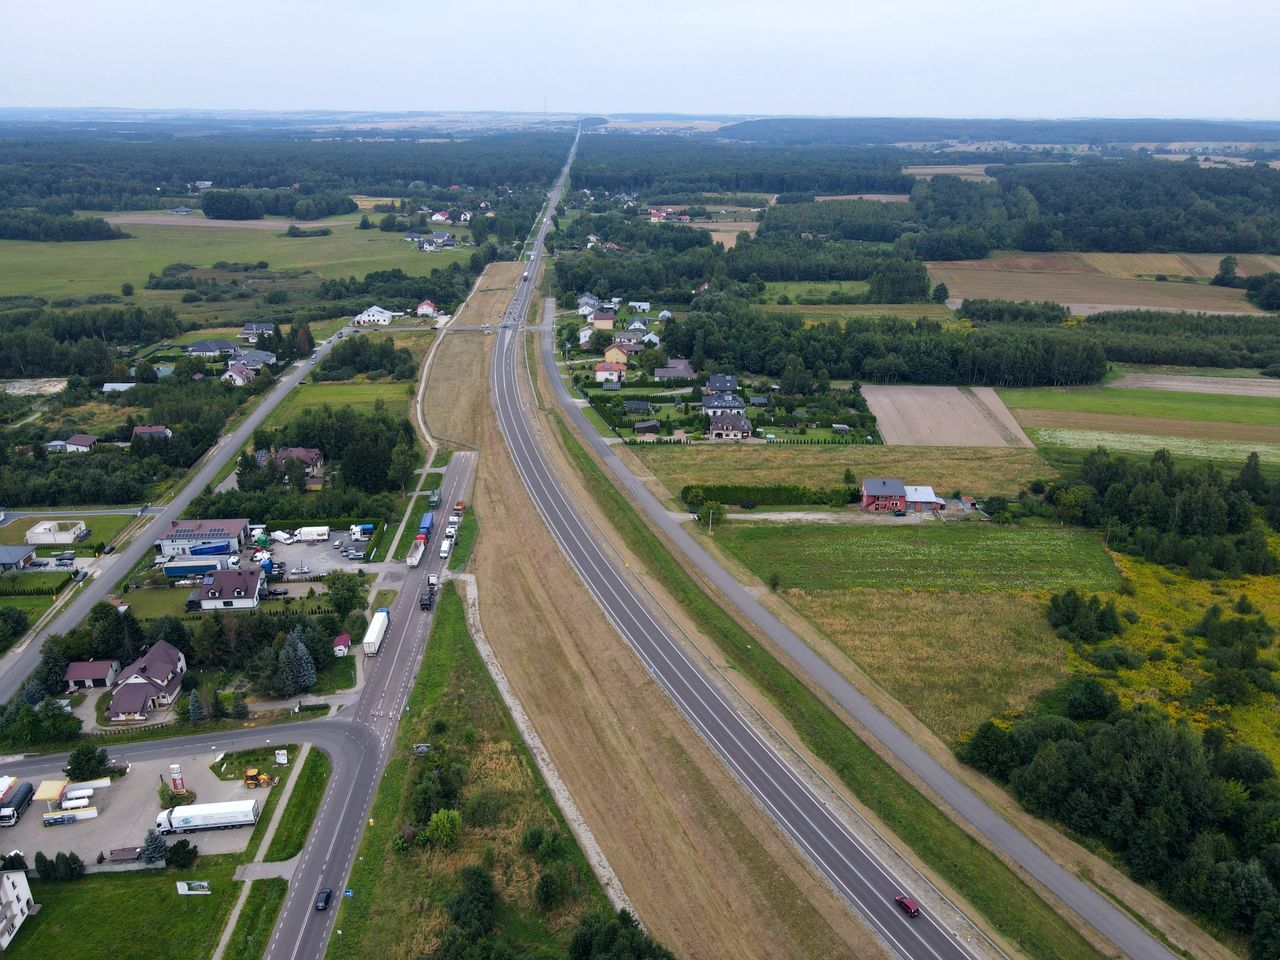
681;483;853;508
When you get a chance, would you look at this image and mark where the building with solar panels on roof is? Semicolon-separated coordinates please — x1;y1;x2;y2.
153;518;251;558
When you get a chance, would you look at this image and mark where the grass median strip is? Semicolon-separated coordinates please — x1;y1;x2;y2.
223;877;287;960
265;748;332;862
553;415;1104;960
447;510;477;570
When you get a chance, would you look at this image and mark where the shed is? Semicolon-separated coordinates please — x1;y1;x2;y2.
333;634;352;657
634;420;661;435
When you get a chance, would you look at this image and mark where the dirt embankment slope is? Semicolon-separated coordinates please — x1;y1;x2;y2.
452;261;525;326
469;342;878;960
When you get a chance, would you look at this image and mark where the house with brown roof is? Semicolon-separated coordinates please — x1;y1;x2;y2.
221;362;256;387
594;362;626;384
333;634;352;657
64;659;121;691
190;568;265;612
131;425;172;442
708;412;752;441
107;641;187;722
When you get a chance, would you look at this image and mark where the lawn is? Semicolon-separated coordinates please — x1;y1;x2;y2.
999;386;1280;426
268;380;415;425
761;279;869;304
118;585;191;619
223;878;287;960
0;223;473;301
715;522;1121;593
630;442;1052;500
7;859;239;960
310;653;357;695
265;748;332;862
555;417;1104;960
0;514;135;553
771;302;957;322
327;586;607;960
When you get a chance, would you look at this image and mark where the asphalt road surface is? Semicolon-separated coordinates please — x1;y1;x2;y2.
0;334;354;705
489;138;981;960
536;339;1179;953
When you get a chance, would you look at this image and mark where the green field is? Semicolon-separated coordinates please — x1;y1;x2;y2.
762;280;870;303
117;586;190;619
447;510;478;570
1030;428;1280;467
716;522;1120;593
265;748;332;861
7;860;239;960
310;653;357;695
0;513;135;553
0;223;473;301
223;878;287;960
998;386;1279;426
268;380;416;424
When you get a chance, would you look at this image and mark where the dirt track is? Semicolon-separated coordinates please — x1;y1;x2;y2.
469;344;878;959
863;385;1033;447
1110;373;1280;398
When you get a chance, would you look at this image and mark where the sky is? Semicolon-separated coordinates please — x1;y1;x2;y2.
4;0;1279;119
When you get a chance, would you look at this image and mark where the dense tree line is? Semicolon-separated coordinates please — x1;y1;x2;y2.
0;302;179;377
758;199;916;244
571;136;914;195
960;693;1280;958
958;299;1070;325
1045;448;1277;577
0;131;574;211
200;188;356;221
313;336;416;382
0;210;127;241
662;301;1106;386
319;244;502;315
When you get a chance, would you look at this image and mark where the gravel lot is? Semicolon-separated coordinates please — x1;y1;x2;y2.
1;753;264;864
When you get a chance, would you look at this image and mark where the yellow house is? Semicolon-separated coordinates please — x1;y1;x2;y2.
603;345;630;366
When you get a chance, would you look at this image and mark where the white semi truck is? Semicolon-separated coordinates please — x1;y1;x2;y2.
155;798;260;835
362;607;391;655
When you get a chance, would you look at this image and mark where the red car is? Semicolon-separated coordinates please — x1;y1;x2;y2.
454;500;466;514
894;895;920;918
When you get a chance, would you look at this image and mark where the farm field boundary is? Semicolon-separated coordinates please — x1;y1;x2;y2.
863;385;1032;447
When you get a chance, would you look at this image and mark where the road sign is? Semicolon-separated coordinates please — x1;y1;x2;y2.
344;889;354;897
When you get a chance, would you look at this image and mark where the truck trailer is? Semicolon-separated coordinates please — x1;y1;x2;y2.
418;512;435;538
294;526;330;542
363;607;391;655
162;557;230;578
0;782;35;827
406;535;427;568
188;542;232;557
155;798;260;835
348;523;375;541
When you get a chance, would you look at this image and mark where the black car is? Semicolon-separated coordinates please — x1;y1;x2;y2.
315;888;332;911
103;544;115;554
268;588;289;597
419;593;434;611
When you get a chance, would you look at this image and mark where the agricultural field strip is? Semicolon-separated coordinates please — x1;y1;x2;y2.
998;386;1279;426
1028;428;1280;463
863;385;1032;448
1107;374;1280;399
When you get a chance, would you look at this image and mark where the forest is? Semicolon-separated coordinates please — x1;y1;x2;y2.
319;244;505;315
0;209;127;241
199;188;357;221
0;130;575;211
313;335;417;382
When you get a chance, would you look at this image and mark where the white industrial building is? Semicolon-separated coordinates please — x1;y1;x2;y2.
24;519;88;545
153;518;250;557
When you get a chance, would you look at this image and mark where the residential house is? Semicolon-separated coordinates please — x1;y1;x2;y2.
403;232;423;242
748;395;768;408
353;305;395;326
626;318;649;332
0;870;36;951
101;382;136;394
634;419;661;435
641;331;661;348
154;518;250;557
170;205;193;215
459;211;473;224
654;358;695;381
577;294;600;312
832;423;850;435
231;348;276;370
415;298;438;318
185;339;238;357
221;362;256;387
627;301;652;313
191;567;265;612
333;634;352;657
430;210;451;222
623;400;654;415
131;425;172;442
193;180;213;190
577;326;594;347
60;434;98;453
612;330;646;346
693;281;710;294
432;231;455;247
705;373;739;394
272;446;325;478
904;485;946;512
64;659;121;691
577;303;597;317
238;323;275;344
107;640;187;722
658;309;673;320
708;412;752;440
702;393;746;416
590;311;616;331
603;343;641;366
0;546;35;572
594;362;626;384
861;478;907;512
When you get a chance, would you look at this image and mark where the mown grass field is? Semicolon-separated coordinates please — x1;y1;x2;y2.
0;513;134;551
268;380;416;425
769;302;956;321
327;585;606;960
716;522;1121;593
630;442;1051;499
0;223;472;301
999;386;1280;426
556;418;1103;960
761;279;869;303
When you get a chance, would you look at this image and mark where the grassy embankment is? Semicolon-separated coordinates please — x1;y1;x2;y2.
265;748;332;861
327;585;608;959
555;416;1104;960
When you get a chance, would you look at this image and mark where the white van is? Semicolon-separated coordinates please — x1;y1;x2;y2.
439;540;452;560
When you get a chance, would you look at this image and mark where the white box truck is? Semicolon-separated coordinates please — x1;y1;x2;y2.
294;526;330;542
269;530;294;545
155;798;260;835
363;607;391;655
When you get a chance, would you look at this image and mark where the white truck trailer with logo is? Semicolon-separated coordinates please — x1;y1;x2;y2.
362;607;391;655
294;526;330;542
155;798;260;834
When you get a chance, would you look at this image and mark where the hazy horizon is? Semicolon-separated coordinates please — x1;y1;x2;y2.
5;0;1279;119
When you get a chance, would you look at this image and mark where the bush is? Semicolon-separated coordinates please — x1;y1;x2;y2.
534;869;564;911
681;482;850;508
166;839;198;869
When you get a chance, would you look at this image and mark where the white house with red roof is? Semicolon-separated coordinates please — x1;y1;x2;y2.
594;362;626;384
415;299;438;318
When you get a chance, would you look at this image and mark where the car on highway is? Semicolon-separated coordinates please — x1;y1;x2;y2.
315;888;332;911
289;565;310;576
444;525;457;541
894;895;920;918
448;513;462;525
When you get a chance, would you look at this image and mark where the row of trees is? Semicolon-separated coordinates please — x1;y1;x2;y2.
200;188;357;221
0;210;127;241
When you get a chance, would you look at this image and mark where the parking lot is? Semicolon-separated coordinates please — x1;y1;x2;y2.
260;535;378;581
1;752;273;864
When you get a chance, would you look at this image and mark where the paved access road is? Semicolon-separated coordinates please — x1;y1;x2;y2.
0;335;353;705
536;338;1179;953
489;139;980;960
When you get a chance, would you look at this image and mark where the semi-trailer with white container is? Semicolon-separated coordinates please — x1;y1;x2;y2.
155;798;260;835
406;535;427;568
362;607;391;655
294;526;330;542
